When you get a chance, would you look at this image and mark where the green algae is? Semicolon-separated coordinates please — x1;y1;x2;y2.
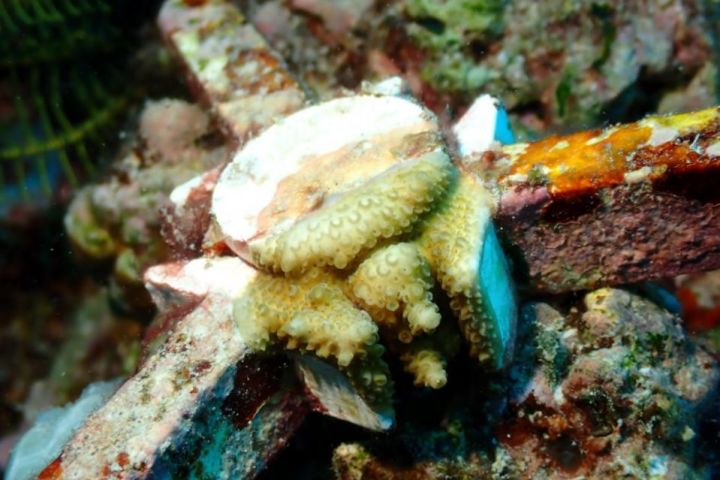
405;0;506;96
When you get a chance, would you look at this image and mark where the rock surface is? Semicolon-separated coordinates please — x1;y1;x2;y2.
496;288;718;478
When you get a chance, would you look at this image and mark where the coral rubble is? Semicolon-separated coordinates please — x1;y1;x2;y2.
246;0;718;132
64;99;227;312
409;0;715;127
495;288;718;478
158;0;305;142
41;257;259;479
677;269;720;358
5;380;122;480
332;288;719;480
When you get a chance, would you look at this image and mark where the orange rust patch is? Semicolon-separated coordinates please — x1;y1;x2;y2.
502;124;652;196
497;107;720;198
38;457;63;480
117;452;130;467
226;49;299;96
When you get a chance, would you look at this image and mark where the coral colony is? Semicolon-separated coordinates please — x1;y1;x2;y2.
5;0;720;478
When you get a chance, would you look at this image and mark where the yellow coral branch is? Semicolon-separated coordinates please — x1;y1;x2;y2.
349;242;441;342
417;173;515;368
251;150;454;274
235;268;378;367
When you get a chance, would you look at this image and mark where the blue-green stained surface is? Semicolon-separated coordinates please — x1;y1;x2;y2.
493;104;515;145
479;223;516;369
482;95;515;369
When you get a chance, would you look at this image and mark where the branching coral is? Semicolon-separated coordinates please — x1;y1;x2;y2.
234;268;394;407
170;92;516;414
402;348;447;389
210;93;517;407
396;320;463;389
417;173;515;368
348;242;441;342
252;150;454;274
235;268;378;367
342;343;394;410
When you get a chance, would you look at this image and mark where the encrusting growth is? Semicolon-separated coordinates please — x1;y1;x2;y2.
251;150;454;274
